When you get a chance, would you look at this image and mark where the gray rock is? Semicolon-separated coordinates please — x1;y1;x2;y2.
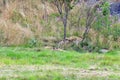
99;49;109;53
110;2;120;17
86;0;98;6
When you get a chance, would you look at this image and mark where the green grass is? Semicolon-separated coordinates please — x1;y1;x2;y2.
0;47;120;80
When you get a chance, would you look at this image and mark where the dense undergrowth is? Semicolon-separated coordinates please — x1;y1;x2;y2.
0;0;120;52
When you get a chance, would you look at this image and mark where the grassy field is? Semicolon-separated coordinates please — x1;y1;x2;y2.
0;47;120;80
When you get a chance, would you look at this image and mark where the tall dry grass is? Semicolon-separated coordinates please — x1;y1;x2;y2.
0;0;56;46
0;19;33;46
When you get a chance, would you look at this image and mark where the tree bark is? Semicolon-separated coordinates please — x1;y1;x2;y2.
63;15;68;41
63;1;69;41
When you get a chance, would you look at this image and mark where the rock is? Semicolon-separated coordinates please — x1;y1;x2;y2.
85;0;99;6
44;46;53;49
110;2;120;17
89;66;98;70
99;49;109;53
86;1;120;17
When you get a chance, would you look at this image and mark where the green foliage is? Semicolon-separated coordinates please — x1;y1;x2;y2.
101;1;110;16
28;38;37;48
91;1;120;50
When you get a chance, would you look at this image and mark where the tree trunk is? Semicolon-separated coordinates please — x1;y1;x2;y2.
63;14;68;41
81;25;90;43
63;1;69;41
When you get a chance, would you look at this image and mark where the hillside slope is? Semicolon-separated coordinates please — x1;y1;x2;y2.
0;0;120;51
